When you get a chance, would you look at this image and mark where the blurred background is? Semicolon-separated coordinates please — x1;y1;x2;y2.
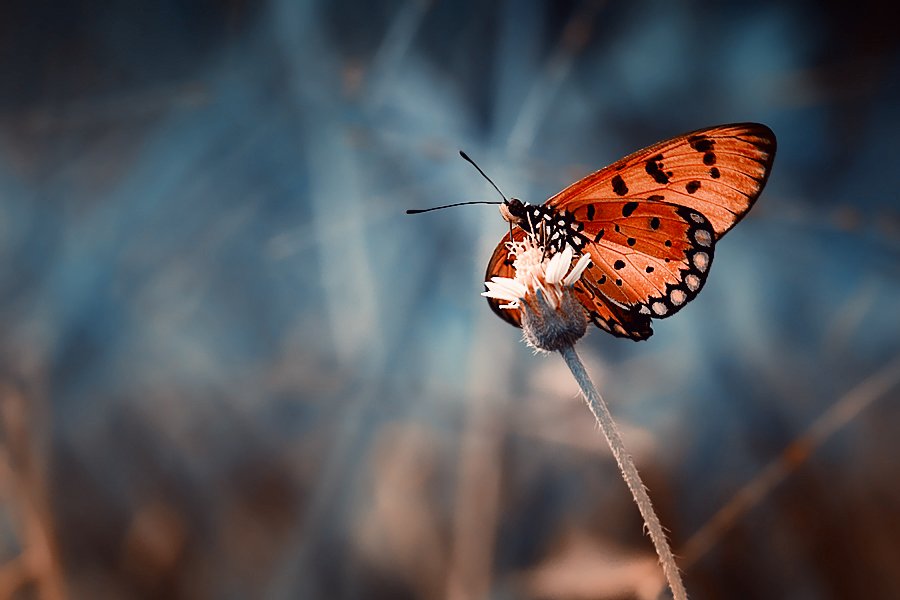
1;0;899;599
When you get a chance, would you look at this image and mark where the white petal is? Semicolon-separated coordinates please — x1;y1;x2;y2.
563;252;592;286
543;254;563;285
482;277;527;301
491;277;528;297
545;245;573;284
482;290;516;302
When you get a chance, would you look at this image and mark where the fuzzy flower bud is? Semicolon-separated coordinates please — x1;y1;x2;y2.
520;287;587;351
482;239;592;352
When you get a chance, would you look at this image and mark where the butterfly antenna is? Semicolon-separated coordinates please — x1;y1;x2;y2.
405;151;509;214
458;150;509;203
406;200;503;215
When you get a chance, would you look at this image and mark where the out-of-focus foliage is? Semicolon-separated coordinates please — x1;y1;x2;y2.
1;1;899;599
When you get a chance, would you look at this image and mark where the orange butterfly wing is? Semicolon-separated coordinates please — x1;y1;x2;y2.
484;228;525;328
567;199;715;322
548;122;776;239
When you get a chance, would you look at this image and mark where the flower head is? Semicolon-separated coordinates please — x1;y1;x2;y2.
483;237;592;351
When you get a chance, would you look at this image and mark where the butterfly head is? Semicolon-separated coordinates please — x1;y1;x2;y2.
499;198;528;227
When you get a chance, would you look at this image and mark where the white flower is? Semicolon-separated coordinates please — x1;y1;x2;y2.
482;239;592;310
482;236;592;352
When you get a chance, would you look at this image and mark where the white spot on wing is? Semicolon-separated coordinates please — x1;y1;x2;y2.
639;305;651;315
693;252;709;272
685;274;701;291
652;302;667;315
670;289;687;305
694;229;712;247
691;213;704;223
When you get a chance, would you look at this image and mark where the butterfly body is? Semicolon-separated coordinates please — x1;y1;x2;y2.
485;123;776;341
499;199;591;255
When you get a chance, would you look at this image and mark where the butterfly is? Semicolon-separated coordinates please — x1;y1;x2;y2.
484;123;776;341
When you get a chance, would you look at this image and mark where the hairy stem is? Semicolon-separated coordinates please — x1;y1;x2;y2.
558;344;687;600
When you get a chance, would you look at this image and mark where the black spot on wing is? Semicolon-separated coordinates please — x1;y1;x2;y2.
686;180;701;194
586;204;595;220
614;260;626;270
612;175;628;196
709;167;720;179
689;137;715;153
645;157;670;184
622;201;638;217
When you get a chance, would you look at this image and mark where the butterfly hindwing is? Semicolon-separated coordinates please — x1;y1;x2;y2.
548;123;776;239
484;228;525;328
566;199;715;319
485;227;656;339
572;279;653;340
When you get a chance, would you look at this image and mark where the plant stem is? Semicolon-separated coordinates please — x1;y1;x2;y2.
558;344;687;600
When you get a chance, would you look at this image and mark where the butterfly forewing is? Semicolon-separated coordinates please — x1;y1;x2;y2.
548;123;776;238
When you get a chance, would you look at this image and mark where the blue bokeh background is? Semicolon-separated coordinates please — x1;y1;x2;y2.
1;1;899;599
